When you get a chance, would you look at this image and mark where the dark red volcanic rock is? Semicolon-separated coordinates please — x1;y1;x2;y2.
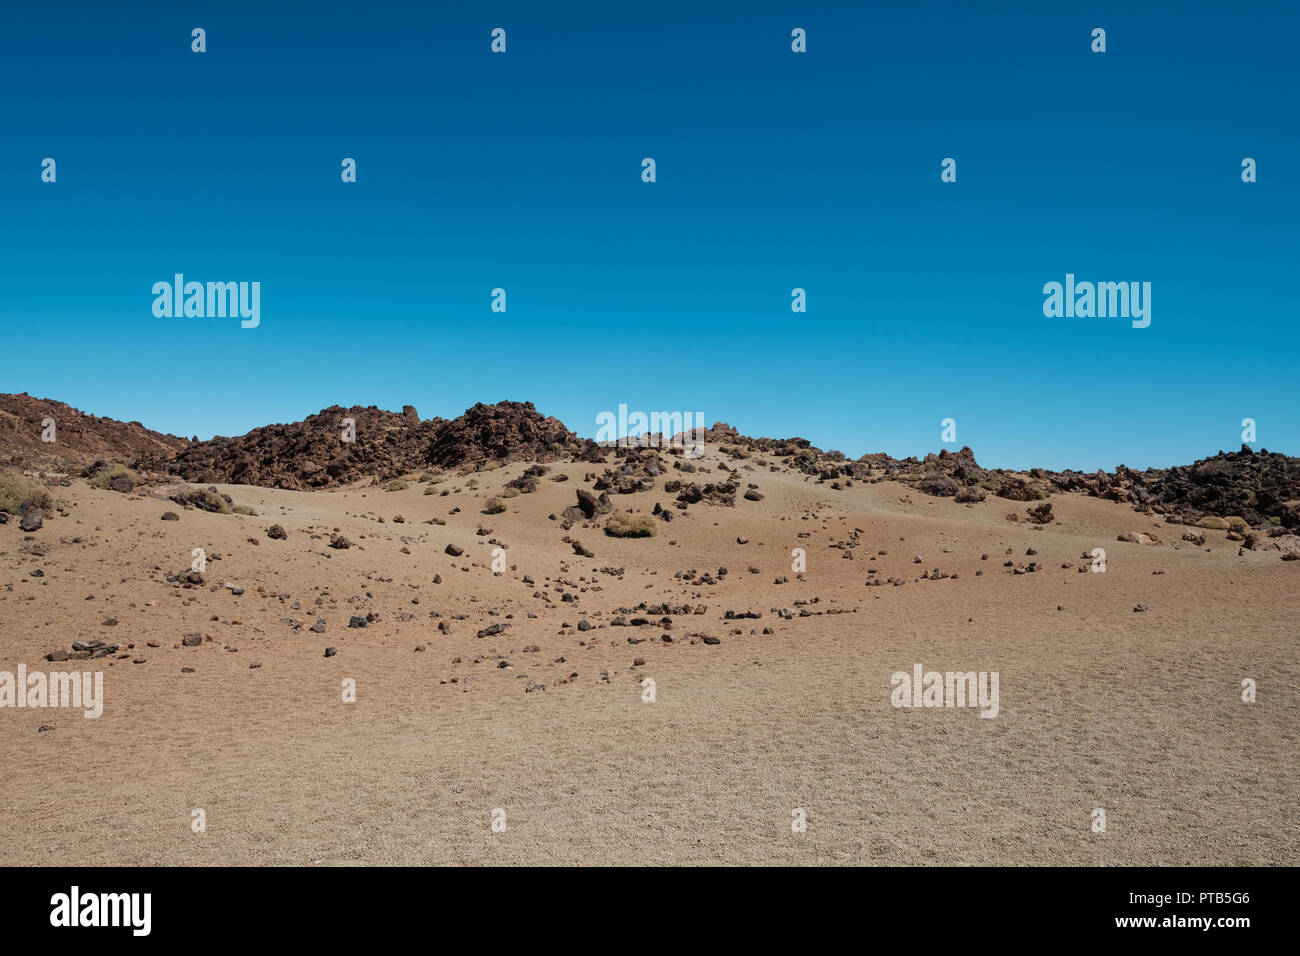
2;394;1294;527
145;400;593;489
0;393;188;469
154;405;445;490
426;401;592;469
1047;445;1300;529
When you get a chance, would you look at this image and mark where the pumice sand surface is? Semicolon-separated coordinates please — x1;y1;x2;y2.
1;399;1297;865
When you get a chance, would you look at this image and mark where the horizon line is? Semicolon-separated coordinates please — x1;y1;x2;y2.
4;391;1289;477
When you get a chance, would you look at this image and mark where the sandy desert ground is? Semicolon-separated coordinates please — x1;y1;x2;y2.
2;446;1297;866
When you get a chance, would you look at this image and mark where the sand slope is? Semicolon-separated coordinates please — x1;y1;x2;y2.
2;448;1296;865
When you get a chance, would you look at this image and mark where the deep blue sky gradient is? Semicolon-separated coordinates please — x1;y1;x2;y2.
2;1;1296;469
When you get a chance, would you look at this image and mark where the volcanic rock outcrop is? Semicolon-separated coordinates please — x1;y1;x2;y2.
0;393;188;469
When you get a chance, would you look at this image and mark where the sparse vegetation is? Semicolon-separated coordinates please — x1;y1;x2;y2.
501;487;520;498
383;479;409;492
233;504;256;516
483;498;506;514
172;488;232;514
605;513;657;537
87;463;140;491
1196;516;1230;530
0;469;52;514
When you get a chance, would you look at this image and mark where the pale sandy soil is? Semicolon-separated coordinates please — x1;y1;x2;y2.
2;449;1297;865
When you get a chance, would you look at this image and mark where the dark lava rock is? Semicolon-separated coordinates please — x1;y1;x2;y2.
918;471;961;497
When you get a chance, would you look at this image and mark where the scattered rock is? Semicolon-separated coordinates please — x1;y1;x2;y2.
1118;532;1161;546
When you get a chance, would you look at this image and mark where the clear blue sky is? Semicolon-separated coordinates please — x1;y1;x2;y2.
2;0;1295;470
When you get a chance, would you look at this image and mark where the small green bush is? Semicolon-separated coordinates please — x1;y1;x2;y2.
173;488;232;514
87;464;140;491
0;470;52;514
605;513;657;537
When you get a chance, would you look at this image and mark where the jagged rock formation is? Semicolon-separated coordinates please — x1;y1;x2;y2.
149;404;445;489
1047;446;1300;528
0;393;188;469
2;394;1295;527
426;401;592;469
143;400;594;489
